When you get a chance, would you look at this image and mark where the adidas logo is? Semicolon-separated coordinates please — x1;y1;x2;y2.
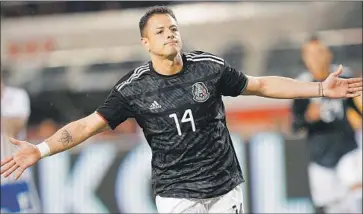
149;101;162;110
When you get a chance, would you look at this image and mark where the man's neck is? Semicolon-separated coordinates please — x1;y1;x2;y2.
312;65;330;81
151;53;183;76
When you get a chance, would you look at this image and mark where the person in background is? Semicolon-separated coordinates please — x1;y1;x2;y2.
36;119;59;139
291;35;361;213
336;70;362;213
1;78;41;213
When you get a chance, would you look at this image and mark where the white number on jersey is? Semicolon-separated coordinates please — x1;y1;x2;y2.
169;109;196;136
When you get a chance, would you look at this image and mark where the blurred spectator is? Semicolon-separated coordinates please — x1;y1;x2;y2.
1;78;41;213
37;118;59;139
291;36;361;213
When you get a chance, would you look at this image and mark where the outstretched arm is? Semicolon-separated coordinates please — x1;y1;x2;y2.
42;112;109;155
1;112;110;179
242;65;362;99
1;74;134;180
243;76;322;99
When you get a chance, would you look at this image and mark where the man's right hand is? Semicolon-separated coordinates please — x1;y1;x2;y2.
1;137;41;180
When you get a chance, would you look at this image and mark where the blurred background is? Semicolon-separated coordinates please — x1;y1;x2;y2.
1;1;362;213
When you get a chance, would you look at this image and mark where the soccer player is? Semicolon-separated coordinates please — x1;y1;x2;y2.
291;37;362;213
337;85;362;213
1;79;41;213
1;6;362;213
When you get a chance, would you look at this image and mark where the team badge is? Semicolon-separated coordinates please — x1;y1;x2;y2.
192;82;210;102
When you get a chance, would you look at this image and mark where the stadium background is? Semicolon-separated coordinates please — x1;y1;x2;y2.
1;1;362;213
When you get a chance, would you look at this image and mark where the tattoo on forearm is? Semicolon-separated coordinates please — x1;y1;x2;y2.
59;129;73;146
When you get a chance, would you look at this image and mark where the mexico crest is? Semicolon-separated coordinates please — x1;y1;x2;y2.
192;82;210;102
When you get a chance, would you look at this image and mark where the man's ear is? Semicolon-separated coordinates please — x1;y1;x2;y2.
141;37;150;52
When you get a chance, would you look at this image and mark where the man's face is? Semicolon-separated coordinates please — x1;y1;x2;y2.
302;41;332;76
141;14;182;58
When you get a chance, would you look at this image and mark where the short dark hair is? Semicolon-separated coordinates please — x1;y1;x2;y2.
139;5;177;37
307;33;320;43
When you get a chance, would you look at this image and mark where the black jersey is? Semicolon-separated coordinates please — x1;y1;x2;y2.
292;65;358;168
347;95;362;115
96;51;248;199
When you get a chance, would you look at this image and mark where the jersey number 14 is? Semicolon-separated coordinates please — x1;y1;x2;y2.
169;109;196;136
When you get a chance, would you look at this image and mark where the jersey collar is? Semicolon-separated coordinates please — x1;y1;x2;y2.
149;53;189;79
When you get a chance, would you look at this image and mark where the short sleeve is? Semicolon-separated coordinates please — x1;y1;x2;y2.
1;88;30;119
14;89;30;119
219;61;249;97
96;88;134;130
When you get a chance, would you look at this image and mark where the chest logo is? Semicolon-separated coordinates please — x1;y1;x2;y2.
192;82;210;102
149;101;162;110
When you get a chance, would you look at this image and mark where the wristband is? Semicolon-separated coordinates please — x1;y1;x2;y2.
36;142;51;158
318;82;325;97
